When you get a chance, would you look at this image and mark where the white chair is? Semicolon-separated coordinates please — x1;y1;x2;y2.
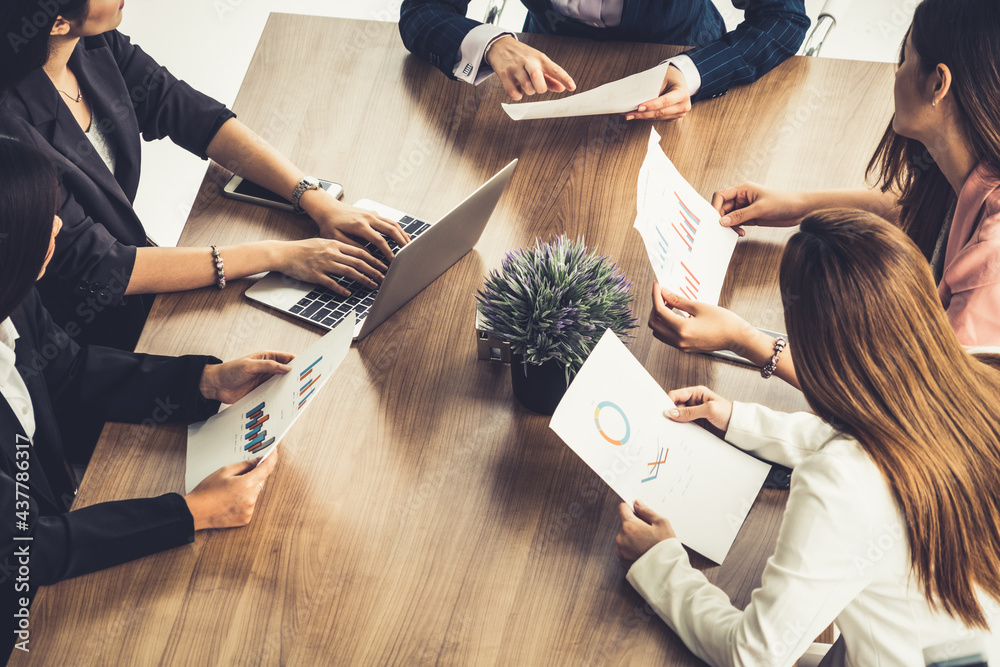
802;0;853;57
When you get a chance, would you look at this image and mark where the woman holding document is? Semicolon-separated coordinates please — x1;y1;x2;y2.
0;0;409;350
648;0;1000;385
615;210;1000;666
0;137;289;660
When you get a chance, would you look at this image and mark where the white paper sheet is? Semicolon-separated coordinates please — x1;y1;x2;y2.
501;63;669;121
634;127;740;306
184;313;354;492
549;330;770;564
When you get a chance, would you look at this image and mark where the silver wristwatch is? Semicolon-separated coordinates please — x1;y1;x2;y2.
290;176;321;214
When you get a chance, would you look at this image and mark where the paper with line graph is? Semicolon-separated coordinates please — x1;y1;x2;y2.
634;128;740;305
549;330;770;564
184;313;354;492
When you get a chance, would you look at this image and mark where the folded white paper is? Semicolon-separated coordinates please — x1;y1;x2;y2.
549;330;770;564
185;313;354;492
502;63;669;121
634;127;740;306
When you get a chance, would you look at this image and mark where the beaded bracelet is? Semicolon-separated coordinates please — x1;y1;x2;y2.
210;245;226;289
760;337;786;379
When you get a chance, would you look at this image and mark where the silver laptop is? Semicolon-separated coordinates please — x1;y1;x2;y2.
246;159;518;340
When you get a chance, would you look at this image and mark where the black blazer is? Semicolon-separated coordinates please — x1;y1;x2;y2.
0;31;235;350
0;289;221;658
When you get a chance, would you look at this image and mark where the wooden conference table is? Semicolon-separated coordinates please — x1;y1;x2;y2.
15;15;894;666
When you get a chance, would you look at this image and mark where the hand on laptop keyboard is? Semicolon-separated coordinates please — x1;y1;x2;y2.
288;215;432;329
277;238;386;297
328;215;431;278
312;200;412;261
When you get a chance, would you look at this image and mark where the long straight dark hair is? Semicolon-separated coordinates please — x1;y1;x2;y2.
782;208;1000;629
0;0;90;90
866;0;1000;260
0;137;59;320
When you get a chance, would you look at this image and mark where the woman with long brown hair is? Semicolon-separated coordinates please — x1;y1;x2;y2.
616;209;1000;665
647;0;1000;387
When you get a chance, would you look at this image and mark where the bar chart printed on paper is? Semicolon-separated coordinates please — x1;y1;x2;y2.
185;313;354;492
634;128;740;306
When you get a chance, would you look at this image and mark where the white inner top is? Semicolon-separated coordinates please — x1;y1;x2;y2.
85;121;117;175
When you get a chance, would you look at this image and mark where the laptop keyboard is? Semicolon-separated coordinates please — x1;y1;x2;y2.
288;215;432;329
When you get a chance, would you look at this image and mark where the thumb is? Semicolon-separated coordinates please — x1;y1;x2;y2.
662;289;698;315
633;499;663;525
664;403;714;423
257;351;296;365
222;458;258;478
721;202;765;227
248;445;279;481
250;359;293;375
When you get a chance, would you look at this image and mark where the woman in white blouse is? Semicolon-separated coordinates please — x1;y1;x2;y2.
615;209;1000;666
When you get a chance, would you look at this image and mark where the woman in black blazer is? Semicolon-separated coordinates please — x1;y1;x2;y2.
0;0;410;350
0;137;287;659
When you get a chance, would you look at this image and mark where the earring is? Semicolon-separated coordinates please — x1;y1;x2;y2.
932;99;937;107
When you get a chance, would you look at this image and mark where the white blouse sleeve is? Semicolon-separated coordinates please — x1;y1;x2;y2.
724;402;840;469
626;445;877;666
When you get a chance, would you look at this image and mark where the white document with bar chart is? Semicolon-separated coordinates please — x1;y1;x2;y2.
634;127;740;306
549;330;770;564
185;313;354;492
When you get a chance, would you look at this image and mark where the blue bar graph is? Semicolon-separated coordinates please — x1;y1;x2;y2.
242;401;270;452
244;431;267;451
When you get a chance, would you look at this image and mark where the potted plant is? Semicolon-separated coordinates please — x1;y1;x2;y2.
476;236;638;414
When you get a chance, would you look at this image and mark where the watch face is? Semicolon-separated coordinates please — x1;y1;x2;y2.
303;176;320;187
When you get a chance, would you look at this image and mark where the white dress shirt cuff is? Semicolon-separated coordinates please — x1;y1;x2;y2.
452;24;517;85
661;54;702;97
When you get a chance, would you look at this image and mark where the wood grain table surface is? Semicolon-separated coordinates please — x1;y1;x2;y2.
13;14;894;666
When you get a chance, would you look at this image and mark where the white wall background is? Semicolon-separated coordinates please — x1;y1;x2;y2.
118;0;912;246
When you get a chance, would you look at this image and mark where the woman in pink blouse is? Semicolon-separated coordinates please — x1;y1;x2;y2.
647;0;1000;388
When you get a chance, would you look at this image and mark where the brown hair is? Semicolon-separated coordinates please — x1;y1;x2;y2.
781;208;1000;628
866;0;1000;259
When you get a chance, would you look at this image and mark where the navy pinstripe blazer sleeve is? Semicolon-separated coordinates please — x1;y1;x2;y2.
685;0;809;102
399;0;480;78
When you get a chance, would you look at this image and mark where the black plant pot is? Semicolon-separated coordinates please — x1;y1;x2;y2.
510;353;569;415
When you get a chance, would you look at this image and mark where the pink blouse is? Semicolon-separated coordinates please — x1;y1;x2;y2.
939;163;1000;347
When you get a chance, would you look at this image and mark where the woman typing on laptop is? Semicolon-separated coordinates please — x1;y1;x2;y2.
0;0;410;350
615;210;1000;666
646;0;1000;387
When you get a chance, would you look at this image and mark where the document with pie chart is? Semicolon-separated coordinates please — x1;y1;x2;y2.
549;330;770;563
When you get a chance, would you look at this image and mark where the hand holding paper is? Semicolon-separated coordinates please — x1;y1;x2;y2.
185;313;355;492
626;64;692;122
502;63;669;121
549;330;769;564
633;127;740;306
199;352;295;404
